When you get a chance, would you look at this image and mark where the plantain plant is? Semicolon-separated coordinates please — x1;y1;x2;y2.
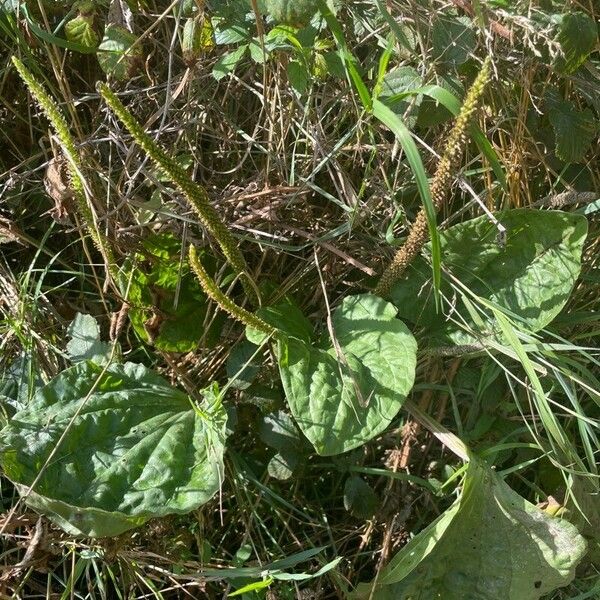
0;7;592;598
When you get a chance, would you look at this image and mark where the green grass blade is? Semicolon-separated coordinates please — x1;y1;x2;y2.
372;99;441;303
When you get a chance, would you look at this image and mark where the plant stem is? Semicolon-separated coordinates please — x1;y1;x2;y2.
375;57;492;297
98;83;259;307
188;246;275;335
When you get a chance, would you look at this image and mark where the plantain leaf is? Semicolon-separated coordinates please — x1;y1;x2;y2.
264;294;417;456
0;362;227;537
390;209;588;345
353;456;587;600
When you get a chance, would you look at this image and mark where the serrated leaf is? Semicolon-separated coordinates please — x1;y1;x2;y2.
66;313;111;365
97;24;142;81
275;294;417;456
344;476;378;519
212;44;248;81
353;457;587;600
64;14;99;51
549;99;598;163
555;11;598;74
0;361;227;537
432;16;476;66
121;233;221;352
379;66;423;127
390;209;588;345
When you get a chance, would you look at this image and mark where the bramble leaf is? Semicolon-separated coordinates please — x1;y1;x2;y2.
97;24;142;81
555;11;598;74
122;233;222;352
0;361;227;537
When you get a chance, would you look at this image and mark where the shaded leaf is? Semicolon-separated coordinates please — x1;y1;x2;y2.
226;340;261;390
121;233;221;352
432;16;476;66
267;451;298;480
390;209;588;345
555;11;598;74
353;457;587;599
97;24;142;81
549;99;598;163
259;410;304;453
344;476;378;519
66;313;111;365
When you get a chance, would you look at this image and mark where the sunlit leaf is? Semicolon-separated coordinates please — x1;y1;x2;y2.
0;362;227;537
353;457;587;599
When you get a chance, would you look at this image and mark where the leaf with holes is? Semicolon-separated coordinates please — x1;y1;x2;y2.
353;456;586;599
261;294;417;456
0;361;227;537
390;209;588;345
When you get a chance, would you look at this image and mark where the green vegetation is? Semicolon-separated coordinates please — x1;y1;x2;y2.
0;0;598;598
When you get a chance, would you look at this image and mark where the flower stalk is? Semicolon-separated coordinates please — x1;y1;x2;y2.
188;246;275;335
98;83;259;307
375;57;492;297
12;57;116;278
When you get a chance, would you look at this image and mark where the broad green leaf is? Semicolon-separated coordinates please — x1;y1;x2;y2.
390;209;588;345
64;13;99;51
66;313;111;365
379;65;423;127
97;25;142;81
247;298;313;346
259;410;304;454
121;233;221;352
275;294;417;456
212;44;248;81
555;11;598;74
549;98;598;163
226;340;261;390
353;457;587;600
0;361;227;537
267;451;298;480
